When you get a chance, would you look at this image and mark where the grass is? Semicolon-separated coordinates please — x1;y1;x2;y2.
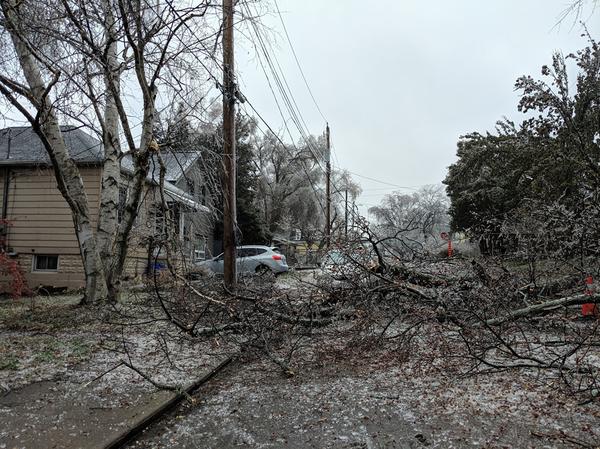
0;334;97;384
0;294;97;332
0;293;103;382
0;354;19;371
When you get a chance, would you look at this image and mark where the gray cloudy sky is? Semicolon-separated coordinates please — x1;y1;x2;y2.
236;0;598;212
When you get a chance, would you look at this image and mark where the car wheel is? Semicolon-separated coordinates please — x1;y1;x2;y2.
255;265;272;276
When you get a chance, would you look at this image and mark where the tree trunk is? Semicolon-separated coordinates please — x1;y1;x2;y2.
108;108;155;302
1;0;108;303
485;293;599;326
96;0;121;285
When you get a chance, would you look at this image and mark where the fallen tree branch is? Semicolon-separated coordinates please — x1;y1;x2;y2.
389;265;448;287
191;322;245;337
81;361;125;389
485;293;599;326
175;273;228;307
121;360;179;391
517;275;580;296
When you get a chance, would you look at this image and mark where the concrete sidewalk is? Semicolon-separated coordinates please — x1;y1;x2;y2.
0;358;231;449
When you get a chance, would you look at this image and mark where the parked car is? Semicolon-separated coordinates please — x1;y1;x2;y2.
196;245;289;275
321;248;380;280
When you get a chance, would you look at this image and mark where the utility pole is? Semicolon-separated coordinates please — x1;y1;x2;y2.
344;189;348;240
325;124;331;247
222;0;236;290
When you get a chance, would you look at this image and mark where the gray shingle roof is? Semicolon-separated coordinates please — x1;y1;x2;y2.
121;150;199;183
0;127;201;183
0;126;209;211
0;126;103;164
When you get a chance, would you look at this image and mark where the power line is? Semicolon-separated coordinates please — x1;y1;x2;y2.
273;0;327;123
165;1;388;248
240;8;372;236
241;100;327;217
242;1;327;166
158;1;381;245
343;170;419;189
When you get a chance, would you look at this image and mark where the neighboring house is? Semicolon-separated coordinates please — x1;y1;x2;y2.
143;149;214;261
0;126;213;292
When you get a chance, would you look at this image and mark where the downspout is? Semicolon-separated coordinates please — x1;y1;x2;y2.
1;129;11;252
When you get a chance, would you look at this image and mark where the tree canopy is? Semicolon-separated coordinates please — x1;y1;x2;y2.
444;39;600;240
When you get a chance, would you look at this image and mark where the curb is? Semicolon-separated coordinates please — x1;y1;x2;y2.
102;357;232;449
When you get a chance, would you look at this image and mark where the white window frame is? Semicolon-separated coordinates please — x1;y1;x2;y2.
32;254;59;272
193;236;207;261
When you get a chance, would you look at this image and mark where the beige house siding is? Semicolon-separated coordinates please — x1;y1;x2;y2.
0;166;101;291
0;165;211;294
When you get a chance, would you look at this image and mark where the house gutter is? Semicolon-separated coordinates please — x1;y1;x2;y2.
164;186;210;212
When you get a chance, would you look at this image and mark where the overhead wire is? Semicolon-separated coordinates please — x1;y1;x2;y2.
149;1;405;246
241;99;328;217
242;1;327;166
240;6;369;236
241;3;394;234
160;0;392;242
163;1;417;259
240;2;379;234
273;0;327;123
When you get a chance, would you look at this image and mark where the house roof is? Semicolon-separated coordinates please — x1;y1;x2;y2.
0;127;201;183
0;126;104;164
121;150;200;183
0;126;208;211
121;154;209;212
159;151;200;182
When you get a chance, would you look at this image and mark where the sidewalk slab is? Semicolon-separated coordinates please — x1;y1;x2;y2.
0;358;231;449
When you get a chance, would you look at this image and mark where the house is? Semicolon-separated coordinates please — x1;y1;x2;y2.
0;126;213;292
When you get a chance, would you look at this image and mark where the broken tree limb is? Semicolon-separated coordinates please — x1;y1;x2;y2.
517;275;580;296
388;265;448;287
81;361;125;389
369;282;434;301
121;360;179;391
485;293;599;326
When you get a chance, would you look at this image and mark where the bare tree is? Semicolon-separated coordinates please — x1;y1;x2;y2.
0;0;217;302
0;0;108;303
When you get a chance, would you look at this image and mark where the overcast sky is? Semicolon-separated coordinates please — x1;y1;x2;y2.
236;0;598;213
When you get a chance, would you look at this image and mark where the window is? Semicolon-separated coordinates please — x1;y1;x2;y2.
153;206;165;235
193;235;207;261
33;255;59;272
237;248;256;258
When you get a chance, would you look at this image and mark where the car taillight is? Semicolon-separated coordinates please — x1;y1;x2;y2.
272;254;282;261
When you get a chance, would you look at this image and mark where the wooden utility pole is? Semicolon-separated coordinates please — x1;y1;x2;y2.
325;124;331;247
344;189;348;239
222;0;236;290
